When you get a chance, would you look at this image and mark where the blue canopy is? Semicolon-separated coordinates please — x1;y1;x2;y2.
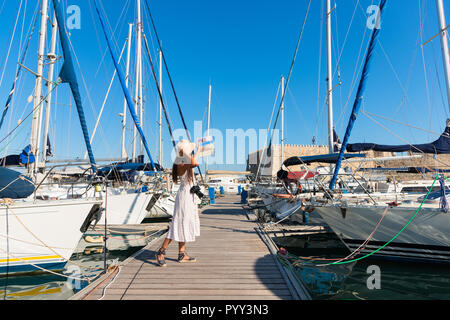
347;125;450;154
0;145;35;167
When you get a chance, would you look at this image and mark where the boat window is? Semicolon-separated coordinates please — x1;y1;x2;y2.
400;186;442;193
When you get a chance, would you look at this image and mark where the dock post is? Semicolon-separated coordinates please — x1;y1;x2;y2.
209;187;215;204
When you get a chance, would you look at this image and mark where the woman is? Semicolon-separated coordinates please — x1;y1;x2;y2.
156;140;201;267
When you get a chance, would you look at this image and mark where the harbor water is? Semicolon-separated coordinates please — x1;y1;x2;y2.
0;230;164;300
274;233;450;300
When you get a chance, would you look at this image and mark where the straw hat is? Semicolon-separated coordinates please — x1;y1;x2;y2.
174;140;195;165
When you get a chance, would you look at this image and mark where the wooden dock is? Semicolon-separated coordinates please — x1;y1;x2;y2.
71;195;310;301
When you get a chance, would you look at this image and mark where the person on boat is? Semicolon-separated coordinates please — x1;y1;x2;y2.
156;140;201;267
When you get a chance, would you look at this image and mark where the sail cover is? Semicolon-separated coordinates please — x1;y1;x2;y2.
0;145;35;167
347;124;450;154
283;153;366;168
0;167;34;199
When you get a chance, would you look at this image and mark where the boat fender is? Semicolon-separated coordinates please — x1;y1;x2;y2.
146;193;162;212
80;204;103;233
340;207;347;219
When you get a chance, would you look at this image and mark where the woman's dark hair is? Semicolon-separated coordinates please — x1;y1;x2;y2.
172;163;179;184
172;160;195;184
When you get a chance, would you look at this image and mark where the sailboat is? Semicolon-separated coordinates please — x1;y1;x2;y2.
35;0;177;225
313;0;450;264
254;0;352;223
0;0;104;276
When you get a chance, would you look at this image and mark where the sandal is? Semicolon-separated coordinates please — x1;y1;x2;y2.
156;248;167;267
178;252;197;263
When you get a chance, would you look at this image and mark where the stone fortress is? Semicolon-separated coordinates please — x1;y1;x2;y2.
247;144;450;179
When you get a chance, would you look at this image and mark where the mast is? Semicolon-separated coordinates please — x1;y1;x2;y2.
280;75;285;164
158;49;163;167
122;23;133;160
326;0;334;154
139;34;144;158
30;0;49;174
41;12;58;166
206;83;212;176
132;0;143;163
436;0;450;112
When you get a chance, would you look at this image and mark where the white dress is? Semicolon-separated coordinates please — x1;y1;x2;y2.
167;169;200;243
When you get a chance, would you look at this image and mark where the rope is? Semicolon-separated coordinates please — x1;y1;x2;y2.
98;266;121;300
0;246;96;283
289;174;440;267
5;203;99;270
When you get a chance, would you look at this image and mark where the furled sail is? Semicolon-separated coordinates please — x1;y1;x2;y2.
52;0;97;173
347;122;450;154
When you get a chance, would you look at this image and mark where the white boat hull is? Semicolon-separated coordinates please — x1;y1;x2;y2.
0;199;101;275
98;191;153;225
314;204;450;264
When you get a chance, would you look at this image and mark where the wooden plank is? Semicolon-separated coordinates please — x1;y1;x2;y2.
120;295;292;301
113;278;286;284
109;283;290;290
118;289;293;296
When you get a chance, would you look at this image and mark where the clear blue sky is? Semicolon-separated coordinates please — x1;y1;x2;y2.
0;0;448;171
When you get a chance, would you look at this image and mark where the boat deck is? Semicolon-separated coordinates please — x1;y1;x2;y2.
71;195;309;300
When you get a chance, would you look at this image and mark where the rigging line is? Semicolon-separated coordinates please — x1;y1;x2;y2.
362;109;449;137
336;13;370;129
362;110;450;168
330;0;388;191
336;0;376;129
430;39;449;118
0;0;6;16
0;82;60;152
0;0;24;88
91;0;131;79
142;32;176;148
86;39;128;158
392;29;421;117
419;0;433;138
4;0;40;142
332;0;360;81
65;27;116;161
267;0;312;152
256;79;281;179
143;0;190;141
314;0;324;140
0;0;38;132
